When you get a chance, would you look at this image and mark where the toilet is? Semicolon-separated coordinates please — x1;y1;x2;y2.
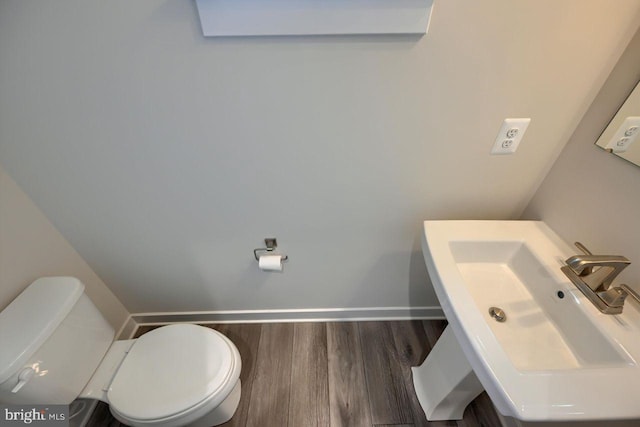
0;277;242;427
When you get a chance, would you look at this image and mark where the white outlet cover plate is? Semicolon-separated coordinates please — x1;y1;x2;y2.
491;118;531;155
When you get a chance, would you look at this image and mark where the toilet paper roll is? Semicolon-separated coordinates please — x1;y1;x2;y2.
258;255;283;272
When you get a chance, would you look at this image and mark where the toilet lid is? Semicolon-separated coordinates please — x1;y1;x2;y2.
107;324;239;422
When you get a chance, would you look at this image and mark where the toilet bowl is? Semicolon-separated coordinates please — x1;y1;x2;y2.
84;324;242;427
0;277;242;427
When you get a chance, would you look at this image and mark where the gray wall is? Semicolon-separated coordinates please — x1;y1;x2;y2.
2;0;639;313
0;166;130;329
524;27;640;291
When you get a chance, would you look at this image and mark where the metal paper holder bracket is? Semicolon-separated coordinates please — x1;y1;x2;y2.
253;238;288;262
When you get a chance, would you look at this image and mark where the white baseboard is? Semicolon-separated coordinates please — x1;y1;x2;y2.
130;306;444;327
115;315;138;340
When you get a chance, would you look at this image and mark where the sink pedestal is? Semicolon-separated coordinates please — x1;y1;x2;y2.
411;325;484;420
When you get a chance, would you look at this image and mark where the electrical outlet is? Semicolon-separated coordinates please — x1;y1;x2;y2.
506;128;519;138
491;118;531;155
501;139;514;149
604;116;640;153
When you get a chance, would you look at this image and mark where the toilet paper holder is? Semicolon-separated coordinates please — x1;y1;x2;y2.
253;238;289;261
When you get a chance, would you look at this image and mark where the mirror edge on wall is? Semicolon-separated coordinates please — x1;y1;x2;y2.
595;78;640;168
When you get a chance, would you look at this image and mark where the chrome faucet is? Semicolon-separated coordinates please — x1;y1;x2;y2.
561;242;633;314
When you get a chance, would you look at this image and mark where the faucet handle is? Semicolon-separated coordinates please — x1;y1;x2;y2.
620;284;640;306
574;241;593;256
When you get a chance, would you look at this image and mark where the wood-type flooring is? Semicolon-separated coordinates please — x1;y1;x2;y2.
87;320;501;427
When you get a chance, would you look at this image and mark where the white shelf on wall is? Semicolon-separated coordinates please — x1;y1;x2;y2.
195;0;434;37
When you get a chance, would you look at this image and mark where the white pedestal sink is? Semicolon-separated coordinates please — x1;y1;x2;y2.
413;221;640;423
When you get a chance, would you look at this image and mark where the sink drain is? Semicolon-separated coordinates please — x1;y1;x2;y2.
489;306;506;322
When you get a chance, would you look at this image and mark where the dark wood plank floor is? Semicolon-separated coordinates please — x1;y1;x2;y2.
327;322;372;426
87;320;501;427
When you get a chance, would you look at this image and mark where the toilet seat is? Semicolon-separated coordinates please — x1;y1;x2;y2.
107;324;241;425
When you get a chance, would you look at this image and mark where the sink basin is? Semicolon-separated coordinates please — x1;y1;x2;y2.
449;239;629;370
418;220;640;422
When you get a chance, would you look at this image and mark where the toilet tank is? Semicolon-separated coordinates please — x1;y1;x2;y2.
0;277;115;404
